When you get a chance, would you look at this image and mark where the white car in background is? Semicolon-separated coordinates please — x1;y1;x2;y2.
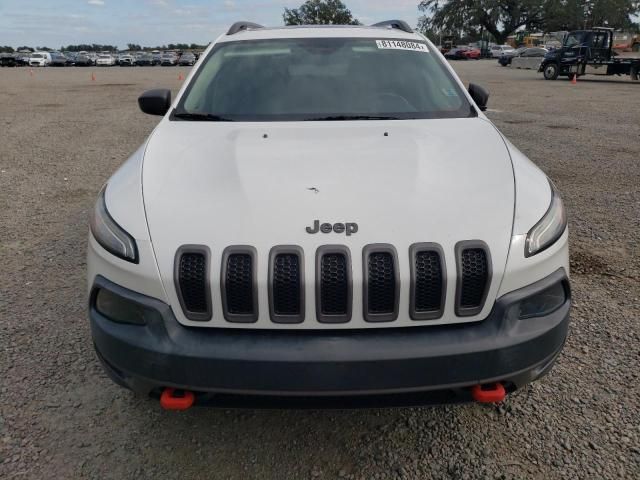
29;52;51;67
96;54;116;66
491;45;515;57
511;47;549;69
87;20;570;409
118;54;136;66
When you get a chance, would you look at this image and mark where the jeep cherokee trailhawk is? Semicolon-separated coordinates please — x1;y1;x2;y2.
87;21;570;408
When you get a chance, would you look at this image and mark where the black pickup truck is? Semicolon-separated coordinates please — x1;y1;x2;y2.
540;27;640;81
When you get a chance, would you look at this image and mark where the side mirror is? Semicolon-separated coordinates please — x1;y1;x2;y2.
468;83;489;112
138;89;171;116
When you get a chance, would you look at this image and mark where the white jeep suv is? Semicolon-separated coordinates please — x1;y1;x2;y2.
87;21;570;409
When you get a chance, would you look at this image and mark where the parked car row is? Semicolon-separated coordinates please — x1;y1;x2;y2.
1;52;32;67
444;46;482;60
0;50;202;67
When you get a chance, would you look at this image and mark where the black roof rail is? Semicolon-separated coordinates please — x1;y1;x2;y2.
371;20;413;34
227;21;264;35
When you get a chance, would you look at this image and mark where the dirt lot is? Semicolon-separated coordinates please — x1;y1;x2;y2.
1;63;639;479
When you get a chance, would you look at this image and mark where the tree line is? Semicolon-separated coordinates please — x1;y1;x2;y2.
419;0;640;44
283;0;638;45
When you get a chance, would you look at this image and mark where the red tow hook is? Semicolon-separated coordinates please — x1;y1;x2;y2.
471;383;506;403
160;388;195;411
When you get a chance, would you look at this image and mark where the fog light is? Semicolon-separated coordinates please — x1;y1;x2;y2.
95;288;158;325
518;282;567;319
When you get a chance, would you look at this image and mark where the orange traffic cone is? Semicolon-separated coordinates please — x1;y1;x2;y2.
91;72;96;82
178;72;184;81
570;74;577;85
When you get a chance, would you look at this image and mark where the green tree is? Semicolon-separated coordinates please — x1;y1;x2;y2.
543;0;640;31
418;0;546;45
283;0;360;25
419;0;640;44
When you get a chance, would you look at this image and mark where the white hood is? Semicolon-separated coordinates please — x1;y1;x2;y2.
142;117;515;328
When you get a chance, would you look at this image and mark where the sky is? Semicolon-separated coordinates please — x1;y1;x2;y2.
0;0;423;49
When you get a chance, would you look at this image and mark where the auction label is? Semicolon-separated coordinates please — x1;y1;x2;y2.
375;40;429;52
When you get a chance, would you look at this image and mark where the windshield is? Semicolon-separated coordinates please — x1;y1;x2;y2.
176;38;473;121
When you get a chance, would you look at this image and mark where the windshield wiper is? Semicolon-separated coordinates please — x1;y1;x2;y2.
304;115;401;121
172;111;235;122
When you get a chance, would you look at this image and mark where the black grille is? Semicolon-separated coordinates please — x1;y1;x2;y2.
367;252;396;314
176;249;211;321
225;253;254;314
272;253;302;317
320;253;348;315
456;243;491;316
413;250;444;316
363;245;399;322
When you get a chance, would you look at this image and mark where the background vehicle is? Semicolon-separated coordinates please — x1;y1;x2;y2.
498;47;527;66
136;53;155;66
161;51;179;66
0;53;17;67
119;54;135;66
178;52;196;66
510;47;548;69
29;51;51;67
540;27;640;81
50;52;68;67
491;45;514;58
15;53;30;66
462;47;481;59
63;52;77;65
74;53;93;66
439;35;455;54
444;47;471;60
96;54;116;66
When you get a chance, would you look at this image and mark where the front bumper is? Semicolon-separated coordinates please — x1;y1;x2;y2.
90;269;570;405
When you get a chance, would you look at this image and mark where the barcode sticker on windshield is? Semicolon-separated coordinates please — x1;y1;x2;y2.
375;40;429;52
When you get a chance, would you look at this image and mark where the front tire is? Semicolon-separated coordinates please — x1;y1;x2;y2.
543;63;559;80
631;66;639;82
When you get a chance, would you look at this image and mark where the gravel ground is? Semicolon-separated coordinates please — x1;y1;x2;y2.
1;63;638;479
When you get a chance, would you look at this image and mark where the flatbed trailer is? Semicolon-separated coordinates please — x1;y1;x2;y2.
539;27;640;81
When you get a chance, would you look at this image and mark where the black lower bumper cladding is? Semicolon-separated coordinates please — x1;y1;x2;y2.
89;269;570;405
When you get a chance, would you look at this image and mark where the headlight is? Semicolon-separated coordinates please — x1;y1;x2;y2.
525;180;567;257
90;185;138;263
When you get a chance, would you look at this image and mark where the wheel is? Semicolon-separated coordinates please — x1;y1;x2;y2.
631;66;639;82
543;63;559;80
